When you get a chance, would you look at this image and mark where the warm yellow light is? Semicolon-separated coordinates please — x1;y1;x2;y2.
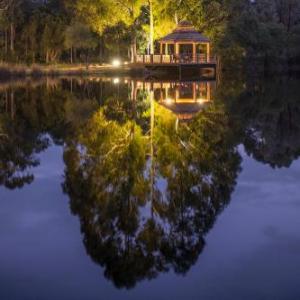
197;98;209;104
165;98;173;104
113;78;120;84
112;59;121;67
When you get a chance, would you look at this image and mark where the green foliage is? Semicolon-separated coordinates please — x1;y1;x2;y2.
65;22;97;50
42;14;66;63
0;0;300;66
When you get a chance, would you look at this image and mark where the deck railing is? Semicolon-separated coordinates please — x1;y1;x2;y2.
135;54;216;64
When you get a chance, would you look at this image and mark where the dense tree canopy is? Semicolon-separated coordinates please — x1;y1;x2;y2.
0;0;299;68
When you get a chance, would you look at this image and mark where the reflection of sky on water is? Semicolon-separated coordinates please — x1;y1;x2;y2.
1;77;300;299
0;143;299;300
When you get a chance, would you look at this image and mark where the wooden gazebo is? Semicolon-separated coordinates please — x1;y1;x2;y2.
134;21;214;65
158;21;211;62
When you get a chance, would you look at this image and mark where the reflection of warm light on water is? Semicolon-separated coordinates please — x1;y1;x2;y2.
197;98;210;104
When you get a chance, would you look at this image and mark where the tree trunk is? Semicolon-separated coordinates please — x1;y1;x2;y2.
175;12;179;24
46;50;49;64
5;90;8;113
5;29;8;56
50;50;58;62
149;89;155;218
10;23;14;53
85;50;89;69
74;48;77;63
149;0;154;55
25;38;28;58
99;36;104;64
117;33;120;57
130;36;137;63
10;90;14;120
70;47;73;64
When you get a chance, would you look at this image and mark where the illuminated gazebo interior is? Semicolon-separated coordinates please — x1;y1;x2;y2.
158;21;211;60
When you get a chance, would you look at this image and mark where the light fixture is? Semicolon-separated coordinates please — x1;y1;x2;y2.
165;98;173;104
112;59;121;67
113;78;120;84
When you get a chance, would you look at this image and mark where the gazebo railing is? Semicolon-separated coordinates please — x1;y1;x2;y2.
135;54;216;64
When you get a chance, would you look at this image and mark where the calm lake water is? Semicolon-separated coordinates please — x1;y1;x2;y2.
0;75;300;300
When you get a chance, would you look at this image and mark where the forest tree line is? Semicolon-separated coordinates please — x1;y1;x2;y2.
0;0;300;68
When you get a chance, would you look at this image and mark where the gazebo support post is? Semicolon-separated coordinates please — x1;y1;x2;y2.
207;82;211;101
192;43;196;63
175;89;179;103
207;43;210;63
175;43;179;56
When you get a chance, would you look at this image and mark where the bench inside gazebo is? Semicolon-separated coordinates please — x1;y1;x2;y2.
135;21;215;65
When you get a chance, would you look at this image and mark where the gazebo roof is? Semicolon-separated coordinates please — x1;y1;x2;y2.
161;103;205;119
158;21;210;44
164;102;202;111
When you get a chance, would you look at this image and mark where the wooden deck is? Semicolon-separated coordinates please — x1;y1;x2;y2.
134;54;216;65
130;54;217;80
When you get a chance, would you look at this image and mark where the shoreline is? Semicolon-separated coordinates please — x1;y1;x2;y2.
0;63;138;80
0;63;299;82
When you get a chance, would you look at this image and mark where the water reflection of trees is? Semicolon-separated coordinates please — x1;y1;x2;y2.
222;77;300;168
0;80;97;189
63;95;241;288
2;76;300;288
62;76;300;288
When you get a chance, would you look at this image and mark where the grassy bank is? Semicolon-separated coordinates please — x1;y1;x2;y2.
0;63;134;80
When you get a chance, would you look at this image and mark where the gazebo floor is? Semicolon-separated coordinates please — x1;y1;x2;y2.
131;62;216;67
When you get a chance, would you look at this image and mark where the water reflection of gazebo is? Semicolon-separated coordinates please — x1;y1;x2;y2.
155;81;212;120
133;80;213;120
